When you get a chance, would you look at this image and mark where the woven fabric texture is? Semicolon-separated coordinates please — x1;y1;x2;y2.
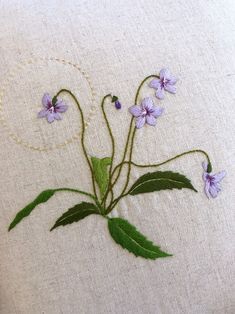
0;1;234;313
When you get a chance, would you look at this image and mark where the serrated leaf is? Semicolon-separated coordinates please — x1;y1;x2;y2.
50;202;99;231
9;190;56;231
108;218;172;259
129;171;197;195
91;156;111;198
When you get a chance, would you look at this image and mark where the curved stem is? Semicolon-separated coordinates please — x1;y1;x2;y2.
110;75;158;189
106;128;137;213
55;188;103;214
112;149;211;177
55;188;96;199
100;94;115;205
55;89;97;198
119;127;136;195
107;149;211;213
106;75;158;212
111;117;134;188
134;74;159;104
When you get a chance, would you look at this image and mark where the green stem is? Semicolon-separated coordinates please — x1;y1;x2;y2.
55;188;103;214
55;188;95;199
55;89;97;198
100;94;115;205
110;75;158;189
107;75;158;212
111;117;134;187
107;149;211;214
119;127;136;195
112;149;212;177
134;74;159;104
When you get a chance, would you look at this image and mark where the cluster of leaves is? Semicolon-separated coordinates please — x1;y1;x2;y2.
9;159;197;259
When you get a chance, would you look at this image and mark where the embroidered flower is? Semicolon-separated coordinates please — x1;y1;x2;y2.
38;93;68;123
149;68;177;99
129;97;164;129
202;162;226;198
114;100;122;110
111;95;122;110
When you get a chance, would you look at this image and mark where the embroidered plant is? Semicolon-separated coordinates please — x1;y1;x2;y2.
9;69;226;260
38;93;68;123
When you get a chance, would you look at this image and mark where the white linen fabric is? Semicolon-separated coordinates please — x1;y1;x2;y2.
0;1;234;313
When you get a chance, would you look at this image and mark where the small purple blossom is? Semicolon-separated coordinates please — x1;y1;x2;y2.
202;162;226;198
129;97;164;129
149;68;177;99
38;93;68;123
115;100;122;110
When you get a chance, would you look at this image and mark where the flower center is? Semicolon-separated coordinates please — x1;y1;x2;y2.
142;108;148;116
161;78;169;88
49;106;55;113
206;174;214;183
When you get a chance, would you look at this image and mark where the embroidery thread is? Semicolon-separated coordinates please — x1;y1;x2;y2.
8;69;226;260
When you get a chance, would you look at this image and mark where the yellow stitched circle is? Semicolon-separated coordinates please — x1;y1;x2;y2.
0;57;97;151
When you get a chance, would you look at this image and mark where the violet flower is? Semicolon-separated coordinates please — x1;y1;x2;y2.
202;162;226;198
111;95;122;110
38;93;68;123
129;97;164;129
114;100;122;110
149;68;177;99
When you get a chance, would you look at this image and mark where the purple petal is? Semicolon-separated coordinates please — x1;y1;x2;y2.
202;172;208;182
146;115;157;126
168;76;178;85
204;180;211;198
156;88;164;99
141;97;154;111
213;171;226;183
42;93;52;108
55;100;68;113
54;112;62;120
129;105;142;117
38;109;48;118
47;112;55;123
136;116;146;129
149;78;161;89
159;68;170;79
202;162;208;172
209;184;220;198
115;100;122;110
164;84;176;94
151;107;164;118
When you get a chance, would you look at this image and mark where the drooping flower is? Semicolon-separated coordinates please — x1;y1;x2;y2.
202;162;226;198
149;68;177;99
111;95;122;110
114;100;122;110
38;93;68;123
129;97;164;129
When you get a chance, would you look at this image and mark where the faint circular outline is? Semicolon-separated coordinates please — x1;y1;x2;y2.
0;57;97;151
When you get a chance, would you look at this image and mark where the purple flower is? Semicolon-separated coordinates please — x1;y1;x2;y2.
129;97;164;129
38;93;68;123
149;68;177;99
202;162;226;198
115;100;122;110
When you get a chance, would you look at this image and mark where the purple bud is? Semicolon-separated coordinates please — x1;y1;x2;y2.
115;100;121;110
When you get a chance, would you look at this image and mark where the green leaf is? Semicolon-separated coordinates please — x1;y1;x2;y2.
50;202;99;231
108;218;172;259
52;96;57;106
111;95;118;102
129;171;197;195
91;156;111;198
8;190;56;231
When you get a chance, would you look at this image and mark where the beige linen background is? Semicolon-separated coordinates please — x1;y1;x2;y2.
0;1;234;313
